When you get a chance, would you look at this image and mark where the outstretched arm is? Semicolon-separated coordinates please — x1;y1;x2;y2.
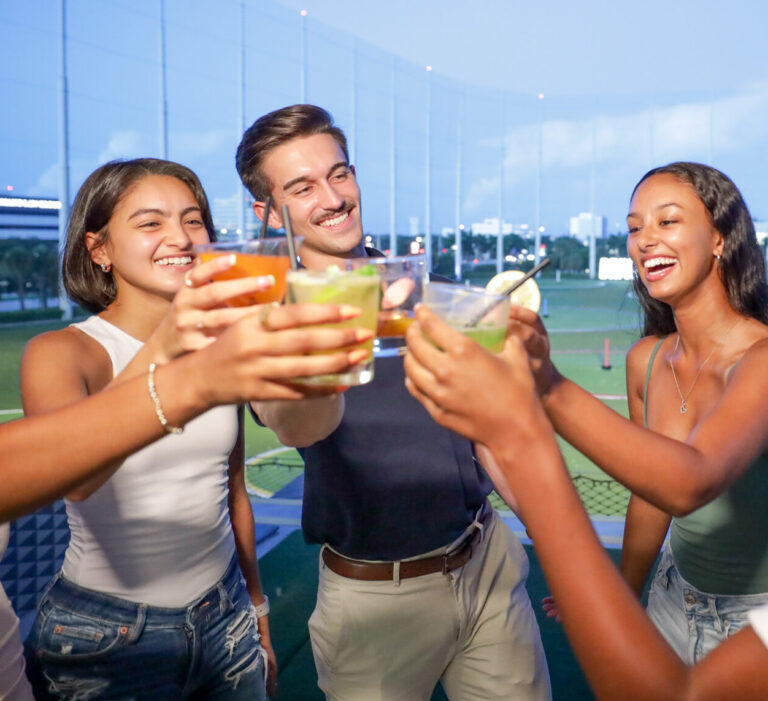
7;305;364;519
403;307;768;701
508;307;768;515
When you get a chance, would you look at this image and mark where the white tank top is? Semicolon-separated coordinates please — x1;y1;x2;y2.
61;316;238;606
0;525;34;700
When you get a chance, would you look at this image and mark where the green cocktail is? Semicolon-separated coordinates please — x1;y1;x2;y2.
285;267;381;385
422;282;510;353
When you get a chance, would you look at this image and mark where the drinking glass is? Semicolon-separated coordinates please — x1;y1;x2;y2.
284;267;381;385
422;282;510;353
346;254;426;356
194;236;302;306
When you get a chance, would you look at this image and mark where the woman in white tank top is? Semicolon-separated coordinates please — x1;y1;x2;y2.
17;158;369;699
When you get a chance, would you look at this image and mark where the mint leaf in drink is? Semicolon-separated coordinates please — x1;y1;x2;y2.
355;264;377;276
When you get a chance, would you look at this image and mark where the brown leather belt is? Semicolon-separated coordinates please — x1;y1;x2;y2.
322;527;482;581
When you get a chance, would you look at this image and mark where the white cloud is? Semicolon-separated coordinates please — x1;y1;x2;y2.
462;84;768;219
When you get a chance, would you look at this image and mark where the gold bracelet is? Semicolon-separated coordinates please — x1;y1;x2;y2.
147;363;183;435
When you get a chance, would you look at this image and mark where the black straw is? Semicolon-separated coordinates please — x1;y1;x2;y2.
467;257;551;326
281;204;300;271
259;197;272;240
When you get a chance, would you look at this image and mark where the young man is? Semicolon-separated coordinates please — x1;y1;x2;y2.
236;104;551;701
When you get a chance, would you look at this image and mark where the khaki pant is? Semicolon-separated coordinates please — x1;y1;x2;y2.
308;509;551;701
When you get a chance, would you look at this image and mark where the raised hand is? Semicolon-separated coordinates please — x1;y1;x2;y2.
403;305;547;453
148;254;278;363
506;306;560;396
196;302;372;403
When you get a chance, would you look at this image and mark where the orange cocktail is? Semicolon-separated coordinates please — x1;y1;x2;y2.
195;236;301;307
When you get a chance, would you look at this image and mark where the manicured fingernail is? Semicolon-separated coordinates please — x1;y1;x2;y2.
334;385;350;393
222;254;237;267
354;329;375;342
255;274;275;287
184;274;194;288
347;349;369;364
339;305;362;319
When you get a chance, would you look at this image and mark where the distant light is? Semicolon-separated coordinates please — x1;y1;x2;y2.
236;228;242;234
441;248;447;254
409;241;420;255
473;258;479;264
415;236;423;243
0;196;61;210
300;9;307;16
5;185;13;192
526;254;535;261
538;93;544;100
425;65;432;72
538;225;546;233
220;228;227;234
458;224;465;230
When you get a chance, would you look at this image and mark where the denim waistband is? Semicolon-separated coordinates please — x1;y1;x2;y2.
43;556;241;628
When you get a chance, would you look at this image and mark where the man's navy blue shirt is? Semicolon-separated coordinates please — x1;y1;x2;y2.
298;351;493;561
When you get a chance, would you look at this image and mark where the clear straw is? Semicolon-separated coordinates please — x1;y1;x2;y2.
281;204;300;271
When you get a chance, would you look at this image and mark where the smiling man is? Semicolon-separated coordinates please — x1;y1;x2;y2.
235;105;551;701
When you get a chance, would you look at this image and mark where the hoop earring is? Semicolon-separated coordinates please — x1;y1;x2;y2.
100;262;111;273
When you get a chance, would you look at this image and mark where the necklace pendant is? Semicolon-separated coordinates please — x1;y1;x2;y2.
680;400;688;414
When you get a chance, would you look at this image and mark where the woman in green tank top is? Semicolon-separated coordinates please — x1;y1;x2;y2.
514;162;768;663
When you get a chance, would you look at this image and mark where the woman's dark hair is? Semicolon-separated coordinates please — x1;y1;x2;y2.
631;162;768;336
63;158;216;313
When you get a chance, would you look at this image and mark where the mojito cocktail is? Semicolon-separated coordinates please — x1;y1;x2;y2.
422;282;510;353
285;267;381;385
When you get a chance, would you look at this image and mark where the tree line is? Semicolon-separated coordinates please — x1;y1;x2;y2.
0;238;59;311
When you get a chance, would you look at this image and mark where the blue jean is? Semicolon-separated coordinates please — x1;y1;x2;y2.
23;557;267;700
647;548;768;664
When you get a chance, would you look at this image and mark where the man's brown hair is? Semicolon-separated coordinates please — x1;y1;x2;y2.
236;104;349;201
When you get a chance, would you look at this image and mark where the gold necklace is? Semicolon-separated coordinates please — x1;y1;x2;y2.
668;324;739;414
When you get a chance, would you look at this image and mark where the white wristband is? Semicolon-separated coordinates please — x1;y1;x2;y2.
253;594;270;618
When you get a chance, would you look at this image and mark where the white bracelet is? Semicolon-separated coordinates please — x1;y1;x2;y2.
147;363;183;435
252;594;270;618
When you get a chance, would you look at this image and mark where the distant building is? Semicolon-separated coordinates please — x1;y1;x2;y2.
470;218;530;236
212;194;259;236
569;212;606;244
0;196;60;240
754;219;767;245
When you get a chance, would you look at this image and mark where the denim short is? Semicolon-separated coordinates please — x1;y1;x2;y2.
24;557;267;700
647;548;768;664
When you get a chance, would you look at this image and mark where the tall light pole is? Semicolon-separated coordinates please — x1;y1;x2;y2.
238;0;247;237
454;89;464;280
534;92;544;268
589;116;597;280
158;0;169;159
389;56;397;257
58;0;71;319
300;10;307;102
496;91;506;274
424;65;432;272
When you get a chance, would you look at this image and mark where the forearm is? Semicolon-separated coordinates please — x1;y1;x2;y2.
620;496;671;597
252;394;344;447
491;435;690;701
542;374;718;514
1;355;211;522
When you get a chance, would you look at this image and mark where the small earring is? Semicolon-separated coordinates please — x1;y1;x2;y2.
100;262;111;273
715;254;721;261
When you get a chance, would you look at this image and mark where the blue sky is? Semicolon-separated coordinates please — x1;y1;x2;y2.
2;0;767;236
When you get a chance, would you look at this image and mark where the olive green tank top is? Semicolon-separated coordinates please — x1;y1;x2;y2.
644;336;768;595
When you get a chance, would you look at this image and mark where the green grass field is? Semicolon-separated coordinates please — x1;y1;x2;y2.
0;280;643;513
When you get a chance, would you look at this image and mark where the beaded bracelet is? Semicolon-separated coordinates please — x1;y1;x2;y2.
147;363;183;435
